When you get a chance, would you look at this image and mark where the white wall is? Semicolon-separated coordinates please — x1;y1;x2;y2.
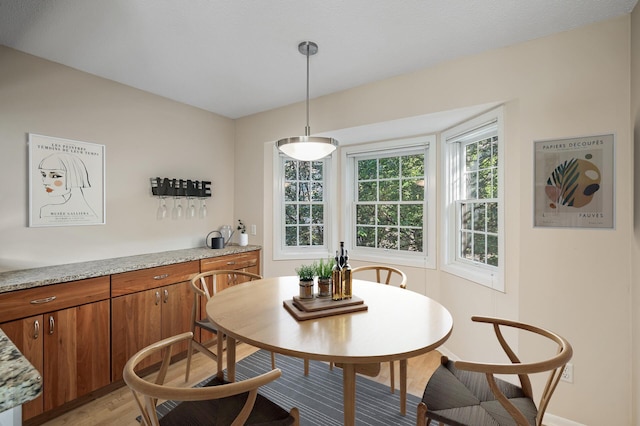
631;6;640;426
236;16;634;425
0;46;236;272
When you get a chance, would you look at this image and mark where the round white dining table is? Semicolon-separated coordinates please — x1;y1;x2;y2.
206;276;453;426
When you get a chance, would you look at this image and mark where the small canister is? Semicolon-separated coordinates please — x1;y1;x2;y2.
299;280;314;299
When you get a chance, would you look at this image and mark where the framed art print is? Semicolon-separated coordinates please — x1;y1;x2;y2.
534;133;614;229
29;133;106;227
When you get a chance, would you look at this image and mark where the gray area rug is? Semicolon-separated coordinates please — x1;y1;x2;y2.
153;349;423;425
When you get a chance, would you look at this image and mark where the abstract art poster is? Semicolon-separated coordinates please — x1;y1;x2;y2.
533;134;614;229
29;134;106;227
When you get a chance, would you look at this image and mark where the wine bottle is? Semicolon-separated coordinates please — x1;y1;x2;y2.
342;249;352;299
331;250;343;300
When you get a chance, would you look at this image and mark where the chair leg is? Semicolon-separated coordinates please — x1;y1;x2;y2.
329;361;334;370
304;359;309;376
416;402;427;426
271;352;276;369
185;339;194;382
389;360;395;393
289;407;300;426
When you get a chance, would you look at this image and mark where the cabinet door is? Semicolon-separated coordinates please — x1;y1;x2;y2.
199;250;261;294
111;289;162;381
1;316;44;420
43;300;110;411
161;281;193;354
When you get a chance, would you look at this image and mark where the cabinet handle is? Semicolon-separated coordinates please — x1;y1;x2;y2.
48;316;55;335
163;289;169;303
226;261;236;265
30;296;56;304
153;274;169;280
33;320;40;340
155;291;160;305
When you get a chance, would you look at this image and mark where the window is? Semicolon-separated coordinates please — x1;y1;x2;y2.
273;150;336;260
342;137;436;268
441;107;504;291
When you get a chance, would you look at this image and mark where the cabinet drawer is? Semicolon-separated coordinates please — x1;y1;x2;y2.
111;261;199;297
200;251;259;272
0;276;110;323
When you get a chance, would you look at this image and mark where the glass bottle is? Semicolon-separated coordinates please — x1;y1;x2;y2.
342;250;352;299
332;251;342;300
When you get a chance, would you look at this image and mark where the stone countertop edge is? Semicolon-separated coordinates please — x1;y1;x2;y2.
0;328;42;412
0;245;262;294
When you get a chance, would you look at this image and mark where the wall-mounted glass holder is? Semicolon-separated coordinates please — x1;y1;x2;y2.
151;177;212;220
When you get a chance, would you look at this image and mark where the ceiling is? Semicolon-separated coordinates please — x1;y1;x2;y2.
1;0;637;120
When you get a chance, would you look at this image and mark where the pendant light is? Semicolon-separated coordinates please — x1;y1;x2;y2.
276;41;338;161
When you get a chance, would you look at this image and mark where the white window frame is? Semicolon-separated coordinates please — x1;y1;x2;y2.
272;147;337;260
441;107;505;291
341;136;436;269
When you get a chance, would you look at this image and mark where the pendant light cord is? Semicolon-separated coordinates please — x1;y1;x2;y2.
305;42;311;137
275;40;337;161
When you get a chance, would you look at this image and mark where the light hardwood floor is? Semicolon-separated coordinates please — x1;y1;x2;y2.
42;344;441;426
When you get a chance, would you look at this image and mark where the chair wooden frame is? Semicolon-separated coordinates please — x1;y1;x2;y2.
123;332;299;426
185;269;273;382
417;316;573;426
351;265;407;289
332;265;408;404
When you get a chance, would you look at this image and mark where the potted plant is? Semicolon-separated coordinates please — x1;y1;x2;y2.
295;263;316;299
315;258;333;298
237;219;248;246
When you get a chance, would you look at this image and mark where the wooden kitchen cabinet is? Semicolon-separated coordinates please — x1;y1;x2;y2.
200;250;261;292
110;261;197;381
0;249;261;423
1;315;43;420
0;277;110;421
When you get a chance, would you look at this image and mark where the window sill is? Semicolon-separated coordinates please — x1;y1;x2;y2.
441;261;504;292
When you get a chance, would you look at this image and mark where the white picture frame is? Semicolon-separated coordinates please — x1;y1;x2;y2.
533;133;614;229
28;133;106;227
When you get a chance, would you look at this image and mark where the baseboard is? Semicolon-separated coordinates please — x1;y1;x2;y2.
437;346;584;426
542;413;586;426
436;345;458;361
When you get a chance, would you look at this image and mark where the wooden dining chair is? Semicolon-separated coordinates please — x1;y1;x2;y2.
417;316;573;426
124;332;299;426
331;265;408;391
185;269;276;382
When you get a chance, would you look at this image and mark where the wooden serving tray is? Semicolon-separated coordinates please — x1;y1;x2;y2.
283;296;368;321
292;295;364;312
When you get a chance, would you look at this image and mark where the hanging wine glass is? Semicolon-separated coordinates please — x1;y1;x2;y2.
199;198;207;219
171;197;183;220
186;197;196;220
156;197;167;220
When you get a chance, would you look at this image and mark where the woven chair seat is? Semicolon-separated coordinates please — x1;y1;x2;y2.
423;359;538;425
195;318;218;334
160;376;295;426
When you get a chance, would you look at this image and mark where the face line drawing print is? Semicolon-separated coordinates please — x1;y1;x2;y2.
38;152;98;220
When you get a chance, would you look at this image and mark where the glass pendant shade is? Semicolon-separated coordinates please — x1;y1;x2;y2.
276;136;337;161
276;41;338;161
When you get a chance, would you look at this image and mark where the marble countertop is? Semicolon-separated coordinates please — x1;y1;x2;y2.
0;329;42;412
0;245;261;294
